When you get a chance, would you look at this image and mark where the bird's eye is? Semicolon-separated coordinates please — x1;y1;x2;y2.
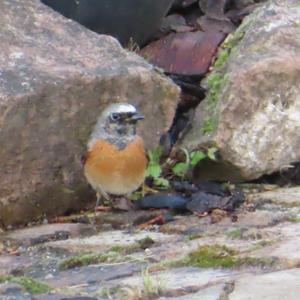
110;113;120;122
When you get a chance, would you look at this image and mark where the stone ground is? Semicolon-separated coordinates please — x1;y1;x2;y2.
1;185;300;300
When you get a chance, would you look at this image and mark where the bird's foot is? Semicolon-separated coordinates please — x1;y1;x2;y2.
95;205;112;212
112;197;136;211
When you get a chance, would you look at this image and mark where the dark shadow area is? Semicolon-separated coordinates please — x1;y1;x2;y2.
41;0;174;46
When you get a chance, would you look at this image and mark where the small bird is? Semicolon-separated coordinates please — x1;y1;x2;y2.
83;103;147;211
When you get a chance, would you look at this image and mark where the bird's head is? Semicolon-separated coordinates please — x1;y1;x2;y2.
101;103;144;126
89;103;144;149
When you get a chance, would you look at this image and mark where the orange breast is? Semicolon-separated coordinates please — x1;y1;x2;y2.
84;137;147;195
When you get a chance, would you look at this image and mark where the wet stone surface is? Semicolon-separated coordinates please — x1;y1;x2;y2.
0;186;300;299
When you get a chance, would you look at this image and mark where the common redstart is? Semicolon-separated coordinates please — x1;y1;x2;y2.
83;103;147;210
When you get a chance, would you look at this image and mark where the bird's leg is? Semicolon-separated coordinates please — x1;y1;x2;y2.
95;192;101;209
111;195;136;211
93;192;101;225
93;192;111;225
94;191;111;211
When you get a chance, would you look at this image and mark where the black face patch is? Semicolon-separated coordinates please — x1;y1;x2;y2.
109;112;135;123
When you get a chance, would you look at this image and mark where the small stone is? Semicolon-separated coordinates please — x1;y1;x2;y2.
44;274;54;280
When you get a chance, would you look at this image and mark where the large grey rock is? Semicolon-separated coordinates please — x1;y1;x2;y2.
183;0;300;181
113;267;232;295
249;222;300;269
247;186;300;207
229;268;300;300
0;0;179;226
158;284;227;300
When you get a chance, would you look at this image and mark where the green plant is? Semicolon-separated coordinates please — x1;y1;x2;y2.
207;147;218;160
172;147;217;178
141;268;164;296
126;37;140;52
145;147;169;188
121;268;164;300
171;148;191;178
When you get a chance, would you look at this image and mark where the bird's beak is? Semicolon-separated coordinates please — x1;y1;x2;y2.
131;113;145;121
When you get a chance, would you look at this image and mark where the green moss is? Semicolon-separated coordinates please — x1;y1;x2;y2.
199;12;254;137
59;241;150;270
109;243;141;254
211;13;254;73
207;74;224;106
59;251;121;270
200;72;229;135
249;240;278;252
237;256;276;268
287;215;300;222
204;73;229;111
184;233;201;241
0;275;51;294
154;244;276;270
185;245;237;268
223;15;253;50
201;118;218;135
137;236;155;249
213;49;230;69
109;239;155;253
162;245;237;269
226;228;242;239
